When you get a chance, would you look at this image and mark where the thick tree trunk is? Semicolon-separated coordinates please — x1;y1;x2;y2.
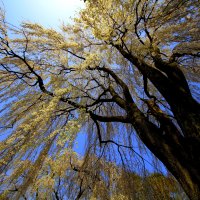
171;97;200;138
127;98;200;200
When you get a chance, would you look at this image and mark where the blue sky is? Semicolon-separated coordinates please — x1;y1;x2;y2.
2;0;85;28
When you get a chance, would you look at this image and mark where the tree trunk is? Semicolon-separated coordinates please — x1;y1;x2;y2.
127;98;200;200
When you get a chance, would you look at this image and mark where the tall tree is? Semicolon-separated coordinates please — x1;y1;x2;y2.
0;0;199;199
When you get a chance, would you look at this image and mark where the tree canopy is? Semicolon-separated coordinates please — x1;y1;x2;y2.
0;0;199;199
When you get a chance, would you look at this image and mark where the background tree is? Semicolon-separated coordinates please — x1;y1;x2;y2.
0;0;199;199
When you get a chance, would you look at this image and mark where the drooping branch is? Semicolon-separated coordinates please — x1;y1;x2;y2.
90;112;129;123
98;66;133;103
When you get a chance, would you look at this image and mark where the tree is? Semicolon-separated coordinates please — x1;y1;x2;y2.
0;0;199;199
